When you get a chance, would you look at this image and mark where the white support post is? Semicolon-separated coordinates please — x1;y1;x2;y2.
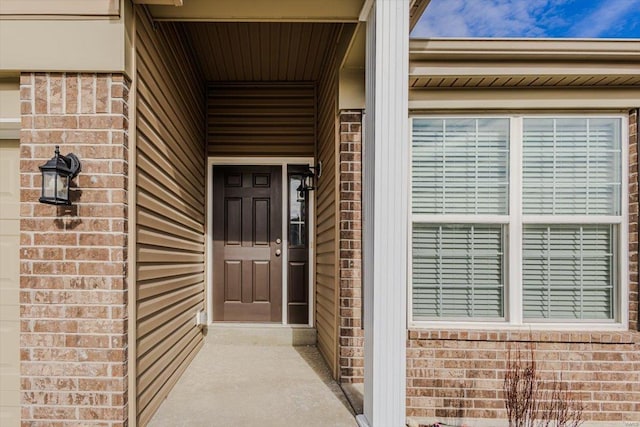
358;1;410;427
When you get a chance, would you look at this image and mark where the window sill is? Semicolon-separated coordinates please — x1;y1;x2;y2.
408;325;638;345
409;320;627;331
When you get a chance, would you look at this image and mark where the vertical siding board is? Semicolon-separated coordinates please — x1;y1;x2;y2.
362;1;410;424
135;6;206;426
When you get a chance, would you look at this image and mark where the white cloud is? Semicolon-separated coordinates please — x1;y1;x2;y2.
568;0;640;37
411;0;572;38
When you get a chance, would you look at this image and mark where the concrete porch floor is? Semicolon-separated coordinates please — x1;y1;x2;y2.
148;329;358;427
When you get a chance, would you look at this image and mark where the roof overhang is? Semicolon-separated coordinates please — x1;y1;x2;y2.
409;38;640;110
137;0;429;27
409;0;430;30
133;0;183;6
141;0;364;22
410;38;640;88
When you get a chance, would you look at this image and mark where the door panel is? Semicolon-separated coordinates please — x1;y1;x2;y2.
225;199;242;244
253;262;270;301
213;166;282;322
253;199;270;245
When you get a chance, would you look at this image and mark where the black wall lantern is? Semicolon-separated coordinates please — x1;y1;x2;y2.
296;161;322;198
39;145;81;205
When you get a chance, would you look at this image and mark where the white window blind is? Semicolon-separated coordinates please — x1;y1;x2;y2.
412;118;509;215
523;118;621;215
523;225;614;320
413;224;504;319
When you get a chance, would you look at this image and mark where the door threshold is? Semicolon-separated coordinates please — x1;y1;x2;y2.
207;323;317;346
209;322;312;328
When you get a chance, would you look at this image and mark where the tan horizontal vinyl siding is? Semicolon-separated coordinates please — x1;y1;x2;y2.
135;6;206;426
315;34;340;379
207;83;315;157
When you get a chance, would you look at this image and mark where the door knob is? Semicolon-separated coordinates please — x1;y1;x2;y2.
275;249;282;256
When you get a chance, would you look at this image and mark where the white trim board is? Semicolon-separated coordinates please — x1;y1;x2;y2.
0;118;20;139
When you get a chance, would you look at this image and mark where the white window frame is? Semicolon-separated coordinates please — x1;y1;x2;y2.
408;114;629;331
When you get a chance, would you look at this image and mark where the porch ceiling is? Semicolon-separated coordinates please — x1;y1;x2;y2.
183;22;344;81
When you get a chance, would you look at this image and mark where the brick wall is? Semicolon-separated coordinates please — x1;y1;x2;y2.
407;331;640;423
630;108;638;332
338;110;364;383
406;109;640;425
19;72;129;426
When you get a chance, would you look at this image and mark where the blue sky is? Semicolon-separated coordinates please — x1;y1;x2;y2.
412;0;640;38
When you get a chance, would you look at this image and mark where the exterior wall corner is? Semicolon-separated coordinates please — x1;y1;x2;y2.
19;71;130;426
629;107;639;333
338;109;364;384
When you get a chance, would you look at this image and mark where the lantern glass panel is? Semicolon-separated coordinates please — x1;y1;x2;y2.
42;171;57;199
57;175;69;200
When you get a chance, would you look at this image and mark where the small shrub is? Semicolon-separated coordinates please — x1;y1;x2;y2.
504;343;583;427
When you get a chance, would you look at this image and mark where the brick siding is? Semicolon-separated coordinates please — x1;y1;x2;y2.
15;77;639;426
338;110;364;383
407;330;640;423
630;108;639;332
19;73;130;426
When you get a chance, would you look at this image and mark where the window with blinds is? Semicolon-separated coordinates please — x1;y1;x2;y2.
411;115;625;325
413;118;509;214
523;118;621;215
413;224;504;319
412;118;509;320
523;225;614;320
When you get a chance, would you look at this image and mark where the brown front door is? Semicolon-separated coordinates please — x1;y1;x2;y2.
212;166;282;322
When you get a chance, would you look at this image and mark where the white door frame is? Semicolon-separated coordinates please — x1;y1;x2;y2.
206;157;315;326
